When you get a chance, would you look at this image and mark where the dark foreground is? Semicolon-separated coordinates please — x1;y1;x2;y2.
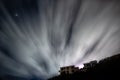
49;54;120;80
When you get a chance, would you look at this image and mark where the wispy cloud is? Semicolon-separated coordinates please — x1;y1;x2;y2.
0;0;120;79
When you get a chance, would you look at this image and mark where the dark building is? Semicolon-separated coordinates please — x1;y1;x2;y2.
59;65;79;75
84;60;97;68
48;54;120;80
79;60;97;72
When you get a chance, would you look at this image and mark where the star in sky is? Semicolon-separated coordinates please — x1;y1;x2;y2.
15;13;18;17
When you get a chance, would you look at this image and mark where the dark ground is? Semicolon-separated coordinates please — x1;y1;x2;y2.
48;54;120;80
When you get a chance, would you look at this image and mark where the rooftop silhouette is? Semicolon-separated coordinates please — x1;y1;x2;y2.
48;54;120;80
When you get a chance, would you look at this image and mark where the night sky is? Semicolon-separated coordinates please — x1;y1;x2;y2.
0;0;120;79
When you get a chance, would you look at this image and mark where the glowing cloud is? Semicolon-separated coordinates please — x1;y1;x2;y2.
0;0;120;79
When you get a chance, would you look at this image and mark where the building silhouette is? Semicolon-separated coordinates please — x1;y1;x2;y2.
48;54;120;80
59;65;79;75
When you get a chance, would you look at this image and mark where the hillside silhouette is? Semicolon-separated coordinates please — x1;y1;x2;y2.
48;54;120;80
